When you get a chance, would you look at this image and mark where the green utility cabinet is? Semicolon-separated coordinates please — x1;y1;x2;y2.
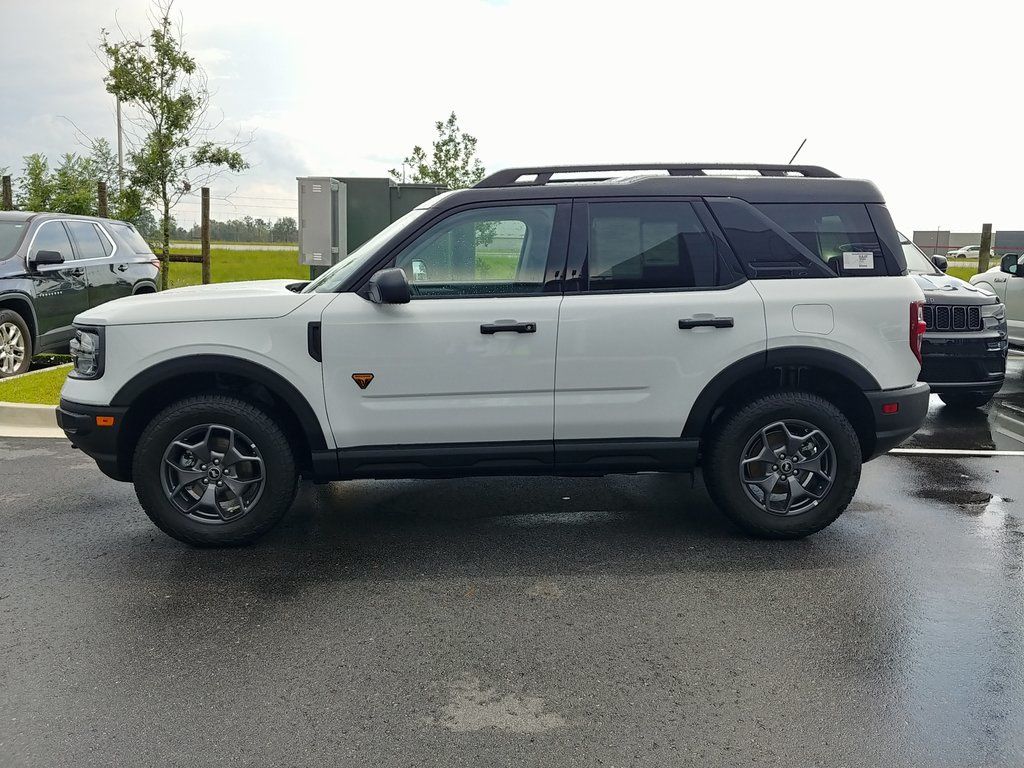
297;176;446;273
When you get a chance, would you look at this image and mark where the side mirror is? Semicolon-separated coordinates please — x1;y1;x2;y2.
367;268;411;304
410;259;427;282
930;254;948;272
1000;254;1021;276
28;250;65;270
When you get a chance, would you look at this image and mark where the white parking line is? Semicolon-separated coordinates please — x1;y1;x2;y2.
889;447;1024;457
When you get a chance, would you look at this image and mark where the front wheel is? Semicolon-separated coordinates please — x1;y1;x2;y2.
132;395;298;546
938;391;994;409
703;392;862;539
0;309;32;378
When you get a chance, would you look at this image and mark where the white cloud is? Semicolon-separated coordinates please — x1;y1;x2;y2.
2;0;1023;230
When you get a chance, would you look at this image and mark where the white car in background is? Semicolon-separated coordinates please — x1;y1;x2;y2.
971;254;1024;345
947;244;981;259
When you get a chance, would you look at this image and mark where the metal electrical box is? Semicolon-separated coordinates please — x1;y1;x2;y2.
297;176;446;270
298;177;347;267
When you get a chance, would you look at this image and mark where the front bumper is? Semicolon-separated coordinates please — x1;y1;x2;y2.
56;399;130;481
864;382;930;459
919;331;1008;395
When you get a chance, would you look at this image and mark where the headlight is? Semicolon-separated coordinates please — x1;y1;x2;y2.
981;303;1006;320
69;327;104;379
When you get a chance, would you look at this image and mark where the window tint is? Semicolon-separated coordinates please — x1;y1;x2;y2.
107;222;153;254
66;221;107;260
585;201;723;291
707;199;823;279
394;205;556;297
30;222;75;260
0;221;28;260
96;225;113;256
756;203;886;276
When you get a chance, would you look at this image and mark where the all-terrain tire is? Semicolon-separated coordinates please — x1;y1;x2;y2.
132;395;298;546
703;391;862;539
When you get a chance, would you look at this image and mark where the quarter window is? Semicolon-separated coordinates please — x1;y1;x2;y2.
393;205;556;297
756;203;885;276
30;222;75;260
585;201;725;291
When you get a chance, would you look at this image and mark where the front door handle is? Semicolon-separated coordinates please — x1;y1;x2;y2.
481;321;537;334
678;317;734;330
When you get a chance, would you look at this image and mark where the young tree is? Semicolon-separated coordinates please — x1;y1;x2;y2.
100;0;248;288
86;137;146;223
15;153;97;214
389;112;485;189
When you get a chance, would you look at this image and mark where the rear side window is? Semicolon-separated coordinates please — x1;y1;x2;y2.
66;221;107;260
706;199;822;279
584;201;731;291
107;222;153;255
756;203;886;276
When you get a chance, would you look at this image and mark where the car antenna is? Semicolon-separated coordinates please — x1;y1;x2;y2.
787;138;808;164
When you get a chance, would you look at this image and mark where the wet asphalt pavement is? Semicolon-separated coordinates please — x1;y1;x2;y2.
2;356;1023;768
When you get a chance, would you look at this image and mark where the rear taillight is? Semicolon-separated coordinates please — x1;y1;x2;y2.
910;301;927;364
149;258;162;270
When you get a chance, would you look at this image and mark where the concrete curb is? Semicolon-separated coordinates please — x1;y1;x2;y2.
0;401;64;438
0;364;72;439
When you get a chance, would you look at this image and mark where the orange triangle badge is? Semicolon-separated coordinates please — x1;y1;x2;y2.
352;373;374;390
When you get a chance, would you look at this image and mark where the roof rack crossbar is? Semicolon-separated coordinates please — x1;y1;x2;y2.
474;163;839;187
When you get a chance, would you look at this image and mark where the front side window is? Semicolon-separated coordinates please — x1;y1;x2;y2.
585;201;725;291
30;222;75;260
394;205;556;297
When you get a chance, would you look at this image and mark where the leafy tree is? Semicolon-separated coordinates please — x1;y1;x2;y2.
100;0;248;288
271;216;298;243
389;112;485;189
86;137;146;224
15;153;96;214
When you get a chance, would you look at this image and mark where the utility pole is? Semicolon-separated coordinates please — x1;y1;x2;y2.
201;187;211;285
116;96;124;195
97;181;108;218
979;223;992;273
1;176;12;211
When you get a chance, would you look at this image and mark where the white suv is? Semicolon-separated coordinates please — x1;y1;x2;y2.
57;164;929;545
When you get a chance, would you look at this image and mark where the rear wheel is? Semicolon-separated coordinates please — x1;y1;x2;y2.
132;395;298;546
0;309;31;378
703;391;862;539
938;391;993;409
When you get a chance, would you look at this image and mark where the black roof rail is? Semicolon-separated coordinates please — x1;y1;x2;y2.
474;163;840;188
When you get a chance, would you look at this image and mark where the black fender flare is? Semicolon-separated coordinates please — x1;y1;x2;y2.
0;290;39;343
111;354;328;450
681;346;880;438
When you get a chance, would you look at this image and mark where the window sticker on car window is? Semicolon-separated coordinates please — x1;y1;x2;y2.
843;251;875;270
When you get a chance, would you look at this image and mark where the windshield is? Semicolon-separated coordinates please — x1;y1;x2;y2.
899;233;941;275
302;208;430;293
0;220;29;260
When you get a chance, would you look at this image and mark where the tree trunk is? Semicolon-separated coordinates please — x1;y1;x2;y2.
160;193;171;291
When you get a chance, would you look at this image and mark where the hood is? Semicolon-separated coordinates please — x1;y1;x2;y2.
912;272;996;302
74;280;316;326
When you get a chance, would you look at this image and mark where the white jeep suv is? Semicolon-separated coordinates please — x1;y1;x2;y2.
57;164;929;545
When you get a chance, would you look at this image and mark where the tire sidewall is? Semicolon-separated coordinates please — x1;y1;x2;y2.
133;397;297;546
0;309;32;378
706;393;862;538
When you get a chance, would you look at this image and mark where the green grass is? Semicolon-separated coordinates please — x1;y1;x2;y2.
167;248;308;289
0;364;71;405
946;266;979;282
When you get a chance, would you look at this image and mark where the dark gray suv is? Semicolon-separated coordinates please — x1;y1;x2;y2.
0;211;160;377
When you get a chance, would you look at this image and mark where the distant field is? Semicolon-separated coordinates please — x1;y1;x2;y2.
167;248;308;289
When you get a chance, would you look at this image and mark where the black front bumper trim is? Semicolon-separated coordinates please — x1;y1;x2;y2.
57;399;130;481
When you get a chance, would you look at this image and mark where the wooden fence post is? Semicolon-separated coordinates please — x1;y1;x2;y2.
97;181;108;218
979;223;992;274
201;187;211;285
1;176;12;211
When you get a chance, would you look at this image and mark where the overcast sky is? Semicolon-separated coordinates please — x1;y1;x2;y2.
1;0;1021;231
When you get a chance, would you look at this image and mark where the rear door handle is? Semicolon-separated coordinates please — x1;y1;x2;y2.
678;317;734;329
481;321;537;334
116;264;129;272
